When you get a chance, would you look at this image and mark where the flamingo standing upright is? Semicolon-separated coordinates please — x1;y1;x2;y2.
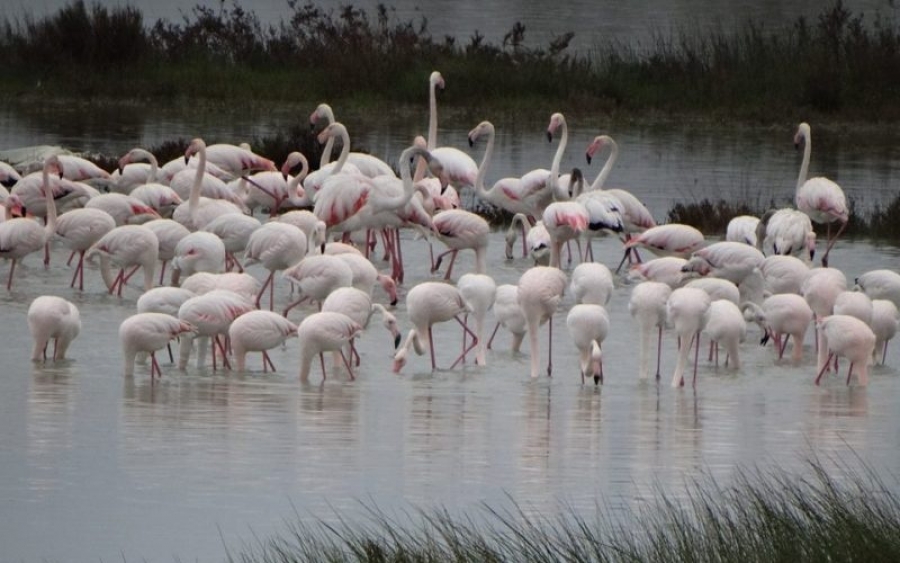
430;209;490;279
457;273;497;366
27;295;81;362
566;303;610;384
172;138;246;230
542;200;589;269
0;155;62;290
119;312;196;378
228;310;299;372
794;122;848;267
517;266;568;378
309;103;394;177
426;71;478;191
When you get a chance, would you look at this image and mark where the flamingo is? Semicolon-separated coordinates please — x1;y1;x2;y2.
177;289;255;371
84;193;160;226
180;272;261;302
112;147;167;193
137;286;197;316
457;273;497;366
0;155;62;290
517;265;568;378
87;224;159;296
833;290;873;326
431;209;490;279
504;213;550;264
276;210;327;254
801;266;848;373
702;299;746;368
228;310;299;372
466;121;535;221
815;315;876;386
194;141;276;177
239;151;310;216
321;286;402;366
628;281;672;380
392;281;478;373
244;222;307;309
0;161;22;187
170;231;226;285
201;212;261;272
584;134;657;266
854;269;900;309
332;252;398;306
628;256;691;289
622;223;705;272
570;261;614;306
54;207;116;290
297;311;363;382
143;218;191;285
725;215;760;246
486;284;528;353
309;103;394;177
281;254;354;316
27;296;81;362
120;312;196;378
760;254;811;295
681;241;765;285
425;71;478;190
684;278;740;305
172;138;246;230
542;200;589;269
516;113;571;220
794;122;848;267
302;122;363;198
56;154;111;183
757;208;816;262
742;294;814;363
870;299;899;365
566;303;610;385
667;286;712;387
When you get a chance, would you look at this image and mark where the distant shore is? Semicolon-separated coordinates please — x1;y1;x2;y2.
2;1;899;123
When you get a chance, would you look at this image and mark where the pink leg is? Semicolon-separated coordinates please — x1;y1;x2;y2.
815;352;835;385
66;250;76;266
339;349;355;380
262;351;276;372
692;332;701;386
449;316;479;369
428;326;437;371
546;316;554;377
7;259;17;291
255;271;274;310
486;322;501;350
655;325;663;380
282;296;309;318
150;351;161;379
845;362;855;385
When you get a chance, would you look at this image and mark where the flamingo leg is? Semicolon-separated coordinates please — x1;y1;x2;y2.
428;326;437;371
69;257;81;289
883;340;889;365
319;352;327;380
158;260;168;286
547;315;554;377
255;271;274;310
283;296;309;318
815;352;836;385
778;334;792;360
262;351;276;372
820;220;847;268
150;351;161;379
66;250;76;266
614;249;630;275
845;361;855;385
394;228;405;284
215;336;231;370
692;332;701;386
339;349;355;380
449;315;479;369
7;259;18;290
486;322;501;350
167;342;174;363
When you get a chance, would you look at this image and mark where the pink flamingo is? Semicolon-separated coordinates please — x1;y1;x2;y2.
504;214;550;264
794;122;848;267
426;71;478;190
297;311;363;382
244;222;307;310
177;289;255;371
310;103;394;177
170;231;226;285
431;209;490;279
333;251;398;306
229;310;299;372
760;255;810;295
0;155;62;290
281;254;354;316
201;212;261;272
54;207;116;290
870;299;899;365
542;200;588;268
517;265;568;378
27;295;81;362
239;151;310;216
392;281;478;373
322;286;402;366
172;138;246;230
84;193;160;226
801;266;847;373
120;312;196;378
197;142;276;177
87;224;159;296
854;269;900;308
725;215;760;246
457;273;497;366
757;208;816;262
566;303;610;384
486;284;528;353
742;294;814;363
667;286;712;387
702;299;747;368
815;315;876;386
570;262;614;306
628;281;672;380
143;218;191;285
467;121;534;221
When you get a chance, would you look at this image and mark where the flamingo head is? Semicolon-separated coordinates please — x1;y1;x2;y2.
185;138;205;164
316;123;343;145
381;312;401;348
391;348;407;373
309;103;333;129
174;321;198;337
467;121;492;148
131;204;160;219
590;341;603;385
378;274;398;307
585;135;611;165
4;194;24;217
430;71;444;91
547;112;565;142
806;231;817;262
281;152;308;181
794;123;810;150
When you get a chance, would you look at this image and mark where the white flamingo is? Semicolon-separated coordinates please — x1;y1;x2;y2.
870;299;899;365
570;262;614;305
120;312;196;378
566;303;610;384
27;295;81;362
297;311;363;382
228;310;299;372
815;315;875;386
667;286;711;387
457;273;497;366
426;71;478;191
86;224;159;296
518;266;568;378
702;299;746;368
628;281;672;380
742;294;815;364
244;222;308;310
54;207;116;290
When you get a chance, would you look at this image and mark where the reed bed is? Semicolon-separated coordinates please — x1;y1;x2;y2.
3;1;900;121
226;458;900;563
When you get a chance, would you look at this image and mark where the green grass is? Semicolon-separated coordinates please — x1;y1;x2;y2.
3;1;900;122
225;458;900;563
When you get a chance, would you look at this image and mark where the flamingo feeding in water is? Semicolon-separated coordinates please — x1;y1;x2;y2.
815;314;876;386
566;303;610;385
666;286;711;387
119;312;196;378
27;295;81;362
297;311;363;382
628;281;672;381
228;310;299;372
517;265;568;379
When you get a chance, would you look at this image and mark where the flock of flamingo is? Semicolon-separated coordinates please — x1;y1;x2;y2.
1;70;896;388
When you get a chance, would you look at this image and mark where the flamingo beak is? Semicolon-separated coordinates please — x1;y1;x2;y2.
546;131;553;142
393;333;401;349
586;152;593;165
468;136;475;148
593;374;602;385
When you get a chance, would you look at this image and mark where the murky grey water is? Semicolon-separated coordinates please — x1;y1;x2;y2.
2;229;899;562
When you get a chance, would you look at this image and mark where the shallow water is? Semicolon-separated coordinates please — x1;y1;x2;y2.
1;230;899;562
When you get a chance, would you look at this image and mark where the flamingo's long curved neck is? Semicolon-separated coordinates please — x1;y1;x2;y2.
797;129;811;191
331;125;351;175
589;139;619;191
474;125;495;198
377;146;430;213
549;117;568;199
319;106;337;168
428;78;439;150
138;149;159;183
189;141;206;224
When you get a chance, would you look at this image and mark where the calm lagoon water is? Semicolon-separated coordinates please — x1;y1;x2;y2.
1;231;899;562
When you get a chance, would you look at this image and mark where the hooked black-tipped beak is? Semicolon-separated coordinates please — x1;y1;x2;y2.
184;155;190;165
390;297;398;307
586;153;592;165
393;333;401;349
468;137;475;148
594;374;602;385
760;333;770;346
320;242;326;254
309;122;316;131
546;131;553;142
